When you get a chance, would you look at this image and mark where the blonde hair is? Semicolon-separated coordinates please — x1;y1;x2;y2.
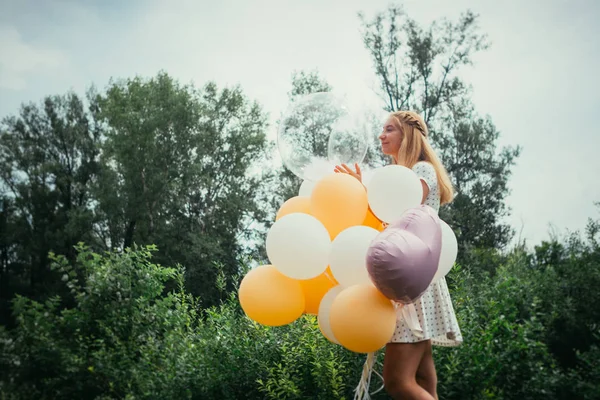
390;111;454;205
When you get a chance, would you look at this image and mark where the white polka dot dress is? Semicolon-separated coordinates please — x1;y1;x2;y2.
389;161;463;347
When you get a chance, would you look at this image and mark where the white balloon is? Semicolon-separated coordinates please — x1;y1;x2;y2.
360;167;375;188
266;213;331;279
432;220;458;283
366;165;422;223
298;180;316;197
330;226;379;287
317;285;344;344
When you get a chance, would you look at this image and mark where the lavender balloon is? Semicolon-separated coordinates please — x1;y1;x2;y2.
366;205;442;304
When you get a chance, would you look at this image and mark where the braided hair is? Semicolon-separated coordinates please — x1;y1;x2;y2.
394;111;428;137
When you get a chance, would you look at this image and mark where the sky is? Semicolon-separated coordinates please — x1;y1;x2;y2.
1;0;599;247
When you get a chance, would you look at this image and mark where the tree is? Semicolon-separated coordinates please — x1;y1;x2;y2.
288;70;332;100
0;93;101;325
93;72;270;305
359;5;520;257
0;72;270;315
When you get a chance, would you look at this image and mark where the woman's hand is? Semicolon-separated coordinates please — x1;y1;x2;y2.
334;163;362;182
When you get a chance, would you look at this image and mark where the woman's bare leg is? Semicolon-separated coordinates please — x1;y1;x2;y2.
383;341;435;400
415;340;437;399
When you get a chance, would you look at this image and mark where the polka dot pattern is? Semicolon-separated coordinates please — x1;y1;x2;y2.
388;161;463;347
412;161;440;212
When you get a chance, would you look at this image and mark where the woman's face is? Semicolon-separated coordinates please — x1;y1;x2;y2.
379;116;402;156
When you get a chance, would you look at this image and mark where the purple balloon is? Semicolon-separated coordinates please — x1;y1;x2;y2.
366;205;442;304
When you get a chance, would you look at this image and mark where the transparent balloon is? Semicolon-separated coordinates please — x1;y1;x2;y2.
277;92;369;181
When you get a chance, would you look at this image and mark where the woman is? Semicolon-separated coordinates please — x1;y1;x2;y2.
335;111;462;400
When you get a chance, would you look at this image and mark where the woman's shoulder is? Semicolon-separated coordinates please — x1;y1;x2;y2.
412;161;436;185
412;161;435;173
413;160;433;167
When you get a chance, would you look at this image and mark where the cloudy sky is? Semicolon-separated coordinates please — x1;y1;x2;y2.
1;0;599;247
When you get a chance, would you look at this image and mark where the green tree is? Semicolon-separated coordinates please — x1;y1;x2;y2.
93;72;270;304
0;93;101;325
359;5;521;258
288;70;332;100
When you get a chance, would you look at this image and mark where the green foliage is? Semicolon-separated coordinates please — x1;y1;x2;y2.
435;263;559;400
0;245;366;400
0;72;271;318
0;244;200;399
0;92;101;326
2;233;599;399
434;210;600;399
198;301;366;400
287;70;332;100
565;340;600;399
254;316;363;400
527;214;600;399
93;72;271;305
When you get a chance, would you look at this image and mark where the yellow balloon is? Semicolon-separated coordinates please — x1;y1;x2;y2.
330;285;396;353
310;174;368;239
363;206;385;232
238;265;305;326
299;268;337;315
276;196;312;221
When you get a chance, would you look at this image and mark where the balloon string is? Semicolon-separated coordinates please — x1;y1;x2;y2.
353;352;386;399
353;352;376;400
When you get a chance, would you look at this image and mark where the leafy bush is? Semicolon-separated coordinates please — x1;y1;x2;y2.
1;244;204;399
2;226;600;399
0;245;367;400
435;263;559;400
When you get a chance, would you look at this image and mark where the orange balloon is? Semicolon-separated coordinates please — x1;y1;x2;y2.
329;285;396;353
238;265;305;326
310;174;368;239
276;196;311;221
299;268;338;314
363;207;385;231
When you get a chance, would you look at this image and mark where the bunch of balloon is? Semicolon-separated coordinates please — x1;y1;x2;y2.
237;92;459;355
238;171;398;353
